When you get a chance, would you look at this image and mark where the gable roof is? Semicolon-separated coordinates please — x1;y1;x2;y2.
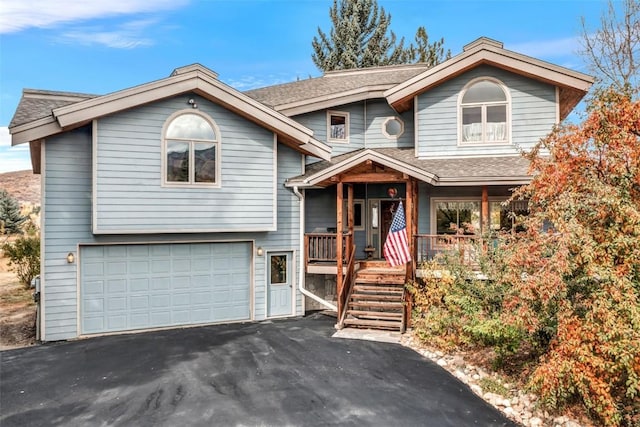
245;64;429;116
385;37;594;119
9;64;331;162
286;148;532;188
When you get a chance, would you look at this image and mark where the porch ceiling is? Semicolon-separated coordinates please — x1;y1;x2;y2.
285;148;533;188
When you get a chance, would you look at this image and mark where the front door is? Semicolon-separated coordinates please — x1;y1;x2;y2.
380;200;401;250
267;252;293;317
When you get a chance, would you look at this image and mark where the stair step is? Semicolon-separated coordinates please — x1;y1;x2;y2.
350;293;402;301
355;276;406;285
343;318;402;330
348;301;404;309
353;285;404;293
347;310;403;319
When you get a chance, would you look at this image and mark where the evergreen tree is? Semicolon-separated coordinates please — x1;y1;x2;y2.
312;0;411;71
408;26;451;67
0;189;27;234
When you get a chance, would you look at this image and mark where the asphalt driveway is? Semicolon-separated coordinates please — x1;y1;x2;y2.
0;313;516;426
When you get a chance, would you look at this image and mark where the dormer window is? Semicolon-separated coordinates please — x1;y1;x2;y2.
459;78;509;144
327;111;349;143
163;111;220;187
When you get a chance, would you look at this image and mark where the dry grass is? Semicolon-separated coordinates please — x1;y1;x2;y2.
0;255;36;350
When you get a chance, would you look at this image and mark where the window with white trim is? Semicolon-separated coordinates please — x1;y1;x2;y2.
327;111;349;143
459;79;509;144
163;112;219;186
382;116;404;139
343;199;365;230
432;198;529;234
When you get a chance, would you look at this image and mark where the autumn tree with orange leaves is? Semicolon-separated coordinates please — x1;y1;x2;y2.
495;89;640;426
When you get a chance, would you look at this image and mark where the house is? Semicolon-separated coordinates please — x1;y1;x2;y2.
9;38;592;341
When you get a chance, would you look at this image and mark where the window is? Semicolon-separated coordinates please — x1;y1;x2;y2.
382;116;404;139
327;111;349;143
489;200;529;231
270;254;287;284
435;201;481;235
459;78;509;144
343;199;365;230
163;112;219;186
433;198;529;235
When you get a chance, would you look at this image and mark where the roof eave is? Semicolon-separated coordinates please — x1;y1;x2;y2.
435;176;532;186
10;116;61;146
385;44;594;113
14;67;330;159
276;85;391;116
285;149;439;188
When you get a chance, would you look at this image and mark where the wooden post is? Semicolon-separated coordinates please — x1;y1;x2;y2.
347;184;354;261
336;182;344;317
481;186;489;233
404;179;414;329
405;179;414;280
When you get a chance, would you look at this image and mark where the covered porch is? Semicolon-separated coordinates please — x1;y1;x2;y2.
286;148;531;332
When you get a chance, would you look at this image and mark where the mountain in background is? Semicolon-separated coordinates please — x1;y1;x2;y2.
0;170;40;206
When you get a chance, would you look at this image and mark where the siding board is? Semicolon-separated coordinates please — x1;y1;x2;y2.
42;107;305;340
417;65;556;157
94;94;276;233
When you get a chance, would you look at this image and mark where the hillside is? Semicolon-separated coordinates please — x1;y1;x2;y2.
0;170;41;205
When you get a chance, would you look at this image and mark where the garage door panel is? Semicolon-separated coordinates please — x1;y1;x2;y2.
80;242;251;334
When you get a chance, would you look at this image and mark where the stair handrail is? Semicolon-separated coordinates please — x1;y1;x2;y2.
337;244;357;328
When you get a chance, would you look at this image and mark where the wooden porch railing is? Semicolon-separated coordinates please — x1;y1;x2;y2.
337;244;357;327
304;232;351;263
414;234;481;266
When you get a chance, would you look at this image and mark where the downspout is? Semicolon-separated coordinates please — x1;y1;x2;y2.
293;185;338;311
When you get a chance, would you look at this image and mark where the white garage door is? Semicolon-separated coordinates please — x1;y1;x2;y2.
80;242;251;334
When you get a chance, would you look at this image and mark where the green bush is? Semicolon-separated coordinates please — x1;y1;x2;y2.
407;240;527;364
0;189;27;234
2;235;40;287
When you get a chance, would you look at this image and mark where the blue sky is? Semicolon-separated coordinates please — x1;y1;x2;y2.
0;0;609;173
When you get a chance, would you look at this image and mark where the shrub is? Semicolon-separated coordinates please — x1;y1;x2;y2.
408;243;526;361
2;235;40;287
0;189;27;234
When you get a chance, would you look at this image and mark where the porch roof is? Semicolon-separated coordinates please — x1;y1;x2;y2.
285;148;533;188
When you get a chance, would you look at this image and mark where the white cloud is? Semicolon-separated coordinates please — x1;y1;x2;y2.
0;0;188;34
0;127;10;148
508;36;582;60
58;19;158;49
0;127;32;172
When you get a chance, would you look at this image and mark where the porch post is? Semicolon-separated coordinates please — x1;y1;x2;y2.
481;186;489;233
347;184;354;262
336;182;344;316
405;179;414;281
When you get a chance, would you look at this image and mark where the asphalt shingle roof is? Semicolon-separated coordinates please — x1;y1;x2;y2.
9;89;97;128
288;148;532;185
244;64;429;108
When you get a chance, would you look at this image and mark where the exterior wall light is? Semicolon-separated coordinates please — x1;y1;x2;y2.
66;252;75;263
188;98;198;109
256;247;264;257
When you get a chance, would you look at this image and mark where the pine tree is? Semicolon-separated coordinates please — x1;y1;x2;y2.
0;189;27;234
312;0;411;71
408;26;451;67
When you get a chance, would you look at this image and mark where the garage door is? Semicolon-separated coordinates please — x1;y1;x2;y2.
80;242;251;334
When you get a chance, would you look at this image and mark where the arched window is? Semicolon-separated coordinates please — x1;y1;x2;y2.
459;78;509;144
163;111;220;186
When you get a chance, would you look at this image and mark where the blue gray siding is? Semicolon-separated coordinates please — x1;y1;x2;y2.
416;65;557;158
94;94;275;233
364;100;414;149
42;123;304;340
295;100;416;164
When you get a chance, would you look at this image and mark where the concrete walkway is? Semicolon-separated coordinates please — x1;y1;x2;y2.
1;313;516;426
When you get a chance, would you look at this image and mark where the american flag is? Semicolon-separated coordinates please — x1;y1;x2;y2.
383;201;412;267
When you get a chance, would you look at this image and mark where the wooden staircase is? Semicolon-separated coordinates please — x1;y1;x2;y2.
342;261;407;332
